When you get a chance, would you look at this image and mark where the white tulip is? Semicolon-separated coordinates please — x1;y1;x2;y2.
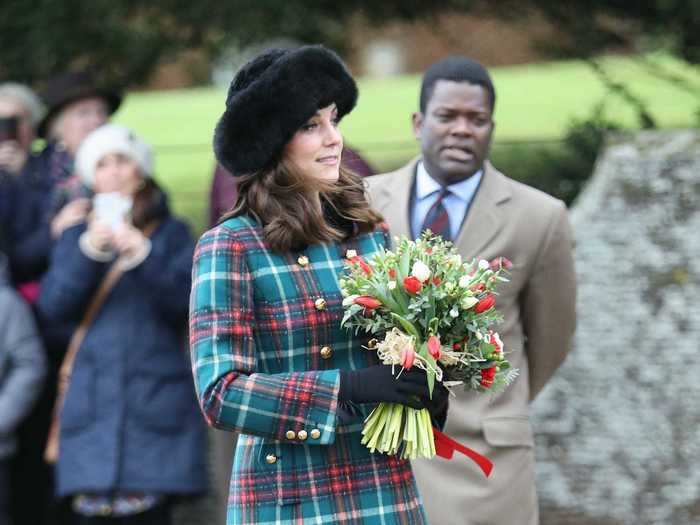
449;308;459;318
458;275;471;288
342;294;359;307
492;332;504;352
388;281;397;290
461;297;478;310
478;259;490;271
411;261;431;282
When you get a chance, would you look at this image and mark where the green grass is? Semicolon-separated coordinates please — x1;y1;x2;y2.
113;53;700;233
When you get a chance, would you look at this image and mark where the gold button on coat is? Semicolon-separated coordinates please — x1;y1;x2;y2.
285;430;296;440
320;346;333;359
310;429;321;439
297;430;308;441
314;298;327;311
297;255;309;267
265;454;278;464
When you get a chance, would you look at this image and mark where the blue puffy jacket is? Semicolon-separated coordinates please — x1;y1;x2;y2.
37;207;207;497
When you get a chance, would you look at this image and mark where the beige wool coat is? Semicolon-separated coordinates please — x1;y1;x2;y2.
367;158;577;525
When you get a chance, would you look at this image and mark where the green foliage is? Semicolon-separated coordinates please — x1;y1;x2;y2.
1;1;179;85
340;233;512;392
491;104;620;206
2;1;699;86
342;233;514;460
0;0;455;85
490;0;700;64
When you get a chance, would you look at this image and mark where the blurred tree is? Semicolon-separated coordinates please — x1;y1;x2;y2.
0;0;697;88
505;0;700;65
0;0;455;86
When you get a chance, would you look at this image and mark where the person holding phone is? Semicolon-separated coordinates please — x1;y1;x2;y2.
37;123;207;524
0;83;44;177
0;84;44;255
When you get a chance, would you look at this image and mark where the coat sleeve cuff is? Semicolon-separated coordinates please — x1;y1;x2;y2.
204;369;341;446
118;238;152;271
79;231;116;262
304;369;340;445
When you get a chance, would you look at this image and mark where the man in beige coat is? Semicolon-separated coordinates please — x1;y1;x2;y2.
367;56;576;525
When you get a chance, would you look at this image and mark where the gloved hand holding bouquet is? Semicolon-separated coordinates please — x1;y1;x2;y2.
341;232;518;466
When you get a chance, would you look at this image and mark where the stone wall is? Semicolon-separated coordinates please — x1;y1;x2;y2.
532;130;700;525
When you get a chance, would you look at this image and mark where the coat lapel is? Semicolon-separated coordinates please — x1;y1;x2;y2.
453;161;511;259
374;158;417;240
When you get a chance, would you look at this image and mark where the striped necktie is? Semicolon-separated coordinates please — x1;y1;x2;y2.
420;189;451;241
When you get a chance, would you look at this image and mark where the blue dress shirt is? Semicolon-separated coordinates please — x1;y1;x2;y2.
411;162;483;240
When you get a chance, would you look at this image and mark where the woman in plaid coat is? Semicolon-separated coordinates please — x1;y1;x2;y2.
190;46;446;524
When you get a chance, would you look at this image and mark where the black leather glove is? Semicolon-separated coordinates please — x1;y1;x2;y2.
339;365;434;410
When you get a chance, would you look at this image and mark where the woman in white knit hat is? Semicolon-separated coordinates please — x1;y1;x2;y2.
74;123;156;268
37;123;207;524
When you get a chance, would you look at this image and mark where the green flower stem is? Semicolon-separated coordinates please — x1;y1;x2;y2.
390;313;420;340
399;249;410;280
361;402;435;459
422;408;436;457
403;408;418;459
390;285;410;315
390;404;403;452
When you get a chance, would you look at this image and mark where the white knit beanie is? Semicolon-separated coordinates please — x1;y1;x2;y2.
75;124;153;188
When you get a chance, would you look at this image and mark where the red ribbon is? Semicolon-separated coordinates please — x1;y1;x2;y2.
433;428;493;477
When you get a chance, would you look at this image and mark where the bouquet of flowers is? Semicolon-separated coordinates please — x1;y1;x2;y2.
340;232;518;461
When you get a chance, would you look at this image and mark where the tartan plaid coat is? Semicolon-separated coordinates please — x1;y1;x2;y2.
190;216;427;525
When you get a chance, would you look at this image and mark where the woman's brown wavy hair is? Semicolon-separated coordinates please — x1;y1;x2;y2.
131;178;168;230
220;159;383;253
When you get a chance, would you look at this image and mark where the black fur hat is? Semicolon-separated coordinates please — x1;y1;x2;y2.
213;45;358;177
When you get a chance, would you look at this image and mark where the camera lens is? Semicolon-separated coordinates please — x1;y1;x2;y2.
0;116;19;142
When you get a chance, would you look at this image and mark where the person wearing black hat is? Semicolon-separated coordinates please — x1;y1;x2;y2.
36;69;122;236
38;70;120;152
190;45;443;524
8;70;122;286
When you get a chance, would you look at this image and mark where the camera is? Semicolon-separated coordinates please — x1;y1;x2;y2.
0;116;19;142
